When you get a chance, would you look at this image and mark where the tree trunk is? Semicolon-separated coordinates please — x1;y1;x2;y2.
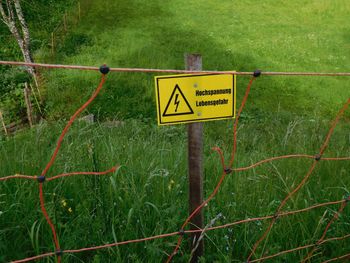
0;0;39;87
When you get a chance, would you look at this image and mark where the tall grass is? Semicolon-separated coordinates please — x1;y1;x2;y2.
1;112;349;262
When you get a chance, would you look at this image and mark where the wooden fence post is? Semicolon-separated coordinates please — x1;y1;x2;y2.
185;53;204;262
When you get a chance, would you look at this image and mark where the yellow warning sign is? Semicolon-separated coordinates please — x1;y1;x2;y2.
155;74;236;125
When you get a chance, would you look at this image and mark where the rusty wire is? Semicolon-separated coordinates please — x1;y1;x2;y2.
8;197;350;262
1;72;118;263
301;198;350;263
321;252;350;263
166;75;350;262
246;98;350;262
166;76;257;262
2;155;349;182
250;233;350;263
2;60;350;76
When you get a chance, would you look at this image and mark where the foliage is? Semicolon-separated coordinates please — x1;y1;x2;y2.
0;0;76;123
22;0;76;40
0;67;31;121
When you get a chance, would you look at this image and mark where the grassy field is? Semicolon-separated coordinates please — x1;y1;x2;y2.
1;117;350;262
39;0;350;120
1;0;350;262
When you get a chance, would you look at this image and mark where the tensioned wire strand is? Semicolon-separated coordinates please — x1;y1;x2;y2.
1;60;350;76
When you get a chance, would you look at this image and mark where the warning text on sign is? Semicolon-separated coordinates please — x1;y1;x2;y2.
155;74;236;125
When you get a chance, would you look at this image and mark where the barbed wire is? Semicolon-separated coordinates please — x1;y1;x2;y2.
1;62;349;262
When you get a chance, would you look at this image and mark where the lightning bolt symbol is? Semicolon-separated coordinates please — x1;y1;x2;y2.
174;94;180;112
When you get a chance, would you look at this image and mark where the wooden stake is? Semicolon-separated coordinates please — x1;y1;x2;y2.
0;111;8;135
24;82;33;127
51;32;55;55
185;54;204;262
78;2;81;21
63;12;67;32
29;83;43;115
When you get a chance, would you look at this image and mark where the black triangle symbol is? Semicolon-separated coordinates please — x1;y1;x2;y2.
163;84;194;117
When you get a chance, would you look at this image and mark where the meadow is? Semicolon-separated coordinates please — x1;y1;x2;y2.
1;0;350;262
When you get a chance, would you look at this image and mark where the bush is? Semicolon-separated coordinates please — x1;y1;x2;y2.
0;68;31;122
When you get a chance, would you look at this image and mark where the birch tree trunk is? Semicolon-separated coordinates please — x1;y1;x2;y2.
0;0;39;87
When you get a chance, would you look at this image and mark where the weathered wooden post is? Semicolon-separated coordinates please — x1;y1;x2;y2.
78;1;81;21
185;54;204;262
51;32;55;56
24;83;33;127
63;12;67;32
0;110;8;135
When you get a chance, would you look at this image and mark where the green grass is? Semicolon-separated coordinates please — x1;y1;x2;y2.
38;0;350;121
1;0;350;262
1;114;350;262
